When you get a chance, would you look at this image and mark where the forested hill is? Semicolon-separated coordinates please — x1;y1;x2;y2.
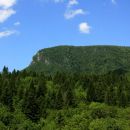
27;45;130;74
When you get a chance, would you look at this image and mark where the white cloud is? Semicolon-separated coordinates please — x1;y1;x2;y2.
0;0;16;9
79;22;91;34
64;9;85;19
67;0;78;8
0;9;15;23
0;30;16;38
0;0;16;24
14;21;20;26
111;0;116;4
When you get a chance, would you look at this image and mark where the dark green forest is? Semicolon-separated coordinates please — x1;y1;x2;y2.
0;66;130;129
27;46;130;74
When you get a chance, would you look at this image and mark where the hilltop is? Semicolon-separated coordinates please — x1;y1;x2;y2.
27;45;130;74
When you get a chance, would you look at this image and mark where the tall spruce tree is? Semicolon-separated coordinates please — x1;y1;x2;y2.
23;80;40;122
1;80;14;111
36;78;47;117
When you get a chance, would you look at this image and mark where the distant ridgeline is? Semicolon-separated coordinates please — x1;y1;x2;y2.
27;45;130;74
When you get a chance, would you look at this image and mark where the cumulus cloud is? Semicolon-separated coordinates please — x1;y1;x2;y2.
41;0;90;34
0;30;16;38
64;9;85;19
79;22;91;34
0;0;16;23
0;0;18;38
64;0;86;20
67;0;78;8
0;0;16;9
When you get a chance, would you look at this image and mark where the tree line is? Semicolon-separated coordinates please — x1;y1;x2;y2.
0;66;129;124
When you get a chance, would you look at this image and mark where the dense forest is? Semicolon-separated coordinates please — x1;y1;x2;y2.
0;66;130;129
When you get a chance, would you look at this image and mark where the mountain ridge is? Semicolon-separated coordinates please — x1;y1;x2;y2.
27;45;130;74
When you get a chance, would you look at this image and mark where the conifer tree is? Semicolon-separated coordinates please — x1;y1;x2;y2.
23;80;40;122
86;83;96;102
119;91;128;107
105;85;117;105
64;87;75;107
36;78;47;117
55;88;63;109
2;66;9;78
1;80;14;111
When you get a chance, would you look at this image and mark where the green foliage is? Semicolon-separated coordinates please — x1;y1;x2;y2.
0;121;7;130
27;46;130;74
89;118;130;130
23;80;40;122
0;66;130;129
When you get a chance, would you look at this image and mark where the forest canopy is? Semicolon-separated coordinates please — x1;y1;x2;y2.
0;66;130;129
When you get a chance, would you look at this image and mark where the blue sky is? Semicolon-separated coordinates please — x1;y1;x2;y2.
0;0;130;71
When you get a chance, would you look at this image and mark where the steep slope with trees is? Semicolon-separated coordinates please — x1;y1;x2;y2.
27;45;130;74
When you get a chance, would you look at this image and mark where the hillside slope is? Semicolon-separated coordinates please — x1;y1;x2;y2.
27;45;130;74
